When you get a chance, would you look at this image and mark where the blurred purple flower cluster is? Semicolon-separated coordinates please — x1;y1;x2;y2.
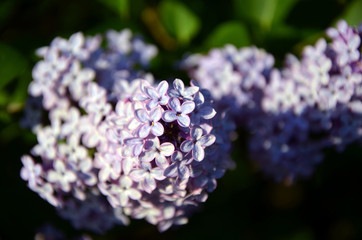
184;20;362;183
21;29;235;232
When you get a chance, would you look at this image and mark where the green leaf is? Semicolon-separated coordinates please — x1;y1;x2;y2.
0;43;27;89
98;0;129;18
159;0;201;45
340;0;362;26
233;0;299;30
204;21;250;49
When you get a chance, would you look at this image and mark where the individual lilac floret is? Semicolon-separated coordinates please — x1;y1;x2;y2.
162;98;195;127
135;107;164;138
180;127;216;161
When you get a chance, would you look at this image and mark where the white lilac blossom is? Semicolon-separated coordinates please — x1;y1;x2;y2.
21;30;235;233
183;20;361;183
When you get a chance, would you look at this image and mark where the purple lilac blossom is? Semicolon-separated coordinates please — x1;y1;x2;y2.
21;29;156;233
183;20;362;183
21;30;235;233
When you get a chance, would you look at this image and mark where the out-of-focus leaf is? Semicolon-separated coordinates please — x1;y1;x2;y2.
204;21;250;49
0;90;8;106
0;43;27;89
0;0;16;26
233;0;299;30
98;0;129;18
159;0;200;45
340;0;362;25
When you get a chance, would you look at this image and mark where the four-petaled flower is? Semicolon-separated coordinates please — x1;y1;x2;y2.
135;107;164;138
168;78;199;100
109;176;142;207
135;80;170;110
164;151;191;180
47;160;77;192
180;127;216;161
162;98;195;128
129;163;166;193
140;137;174;169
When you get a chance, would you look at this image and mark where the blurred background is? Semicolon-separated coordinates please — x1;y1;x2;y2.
1;0;362;239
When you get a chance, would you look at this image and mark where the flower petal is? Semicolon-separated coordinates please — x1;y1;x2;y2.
199;106;216;119
180;140;193;153
151;122;164;136
138;124;151;138
159;142;175;156
198;134;216;147
169;98;181;112
155;154;169;169
150;107;162;122
177;115;190;127
181;101;195;114
140;150;156;162
143;175;156;193
191;127;203;140
145;86;159;99
164;163;178;177
130;169;146;181
146;99;159;110
135;109;149;123
162;110;177;122
173;78;184;93
157;80;169;95
171;151;183;162
193;142;205;161
184;86;199;97
128;188;142;200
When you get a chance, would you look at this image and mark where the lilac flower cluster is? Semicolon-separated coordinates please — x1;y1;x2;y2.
21;30;235;232
184;20;362;183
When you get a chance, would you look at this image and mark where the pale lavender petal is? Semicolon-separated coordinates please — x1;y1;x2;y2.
128;188;142;200
120;176;133;188
193;142;205;161
150;107;162;122
177;115;190;127
159;142;175;156
173;78;185;93
130;169;146;181
138;124;151;138
169;98;181;112
162;111;177;122
191;127;203;140
145;86;159;99
157;80;169;95
146;99;159;110
180;140;194;152
155;155;169;169
199;106;217;119
140;150;156;162
135;109;150;123
183;86;199;96
164;163;178;177
178;163;190;179
181;101;195;114
152;168;167;180
134;144;144;156
143;175;156;193
198;134;216;147
119;193;129;206
171;151;183;162
151;122;164;136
